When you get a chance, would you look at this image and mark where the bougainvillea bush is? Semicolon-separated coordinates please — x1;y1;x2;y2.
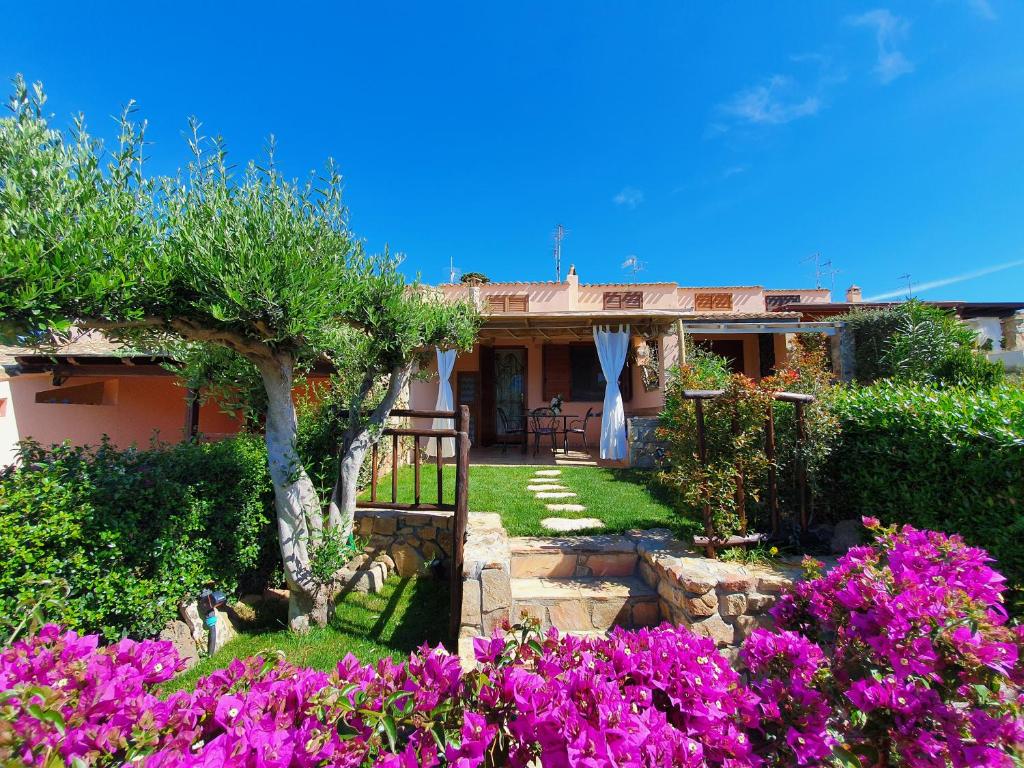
1;523;1022;767
750;518;1024;767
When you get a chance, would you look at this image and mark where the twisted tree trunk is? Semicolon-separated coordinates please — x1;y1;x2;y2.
328;362;416;540
257;353;330;631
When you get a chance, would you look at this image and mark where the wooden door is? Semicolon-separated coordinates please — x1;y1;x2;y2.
457;373;480;446
478;346;496;446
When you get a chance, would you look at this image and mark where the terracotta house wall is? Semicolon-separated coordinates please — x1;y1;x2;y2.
1;374;194;459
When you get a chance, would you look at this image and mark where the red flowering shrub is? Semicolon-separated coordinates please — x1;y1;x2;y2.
747;518;1024;766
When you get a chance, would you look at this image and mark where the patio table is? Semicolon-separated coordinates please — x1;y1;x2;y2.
527;412;586;454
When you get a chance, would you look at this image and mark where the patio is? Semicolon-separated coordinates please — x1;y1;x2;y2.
468;445;597;467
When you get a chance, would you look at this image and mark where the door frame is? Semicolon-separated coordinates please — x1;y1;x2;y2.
480;344;528;447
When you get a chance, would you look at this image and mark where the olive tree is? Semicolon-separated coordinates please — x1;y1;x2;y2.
0;77;479;630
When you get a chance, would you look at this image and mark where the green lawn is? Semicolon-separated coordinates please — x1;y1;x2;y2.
165;576;448;693
362;464;698;538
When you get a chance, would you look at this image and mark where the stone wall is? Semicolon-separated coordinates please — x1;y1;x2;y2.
627;417;667;469
633;529;798;661
354;508;454;578
458;512;512;656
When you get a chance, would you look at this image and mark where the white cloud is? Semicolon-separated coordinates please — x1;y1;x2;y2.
846;9;914;84
720;75;821;125
721;165;748;179
613;186;644;209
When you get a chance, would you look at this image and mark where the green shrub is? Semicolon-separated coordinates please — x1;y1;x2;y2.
0;436;277;640
840;300;1003;388
825;381;1024;610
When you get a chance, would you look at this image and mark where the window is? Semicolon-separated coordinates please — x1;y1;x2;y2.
603;291;643;310
34;380;116;406
543;343;632;402
486;294;529;313
694;292;733;311
766;294;801;309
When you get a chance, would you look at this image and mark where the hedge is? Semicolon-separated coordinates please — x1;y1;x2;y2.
825;380;1024;608
0;436;278;641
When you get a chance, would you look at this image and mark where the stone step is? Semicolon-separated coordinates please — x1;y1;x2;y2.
511;576;660;632
510;535;639;578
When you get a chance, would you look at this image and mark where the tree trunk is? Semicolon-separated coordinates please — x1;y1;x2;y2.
257;353;327;632
329;362;415;538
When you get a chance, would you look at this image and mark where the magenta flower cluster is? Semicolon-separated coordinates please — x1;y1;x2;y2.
761;518;1024;767
1;521;1021;767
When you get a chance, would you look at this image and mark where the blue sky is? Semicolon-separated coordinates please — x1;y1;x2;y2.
4;2;1024;300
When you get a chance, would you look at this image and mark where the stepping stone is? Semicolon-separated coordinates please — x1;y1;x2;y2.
536;491;577;499
527;484;566;491
545;503;587;513
533;470;562;476
541;517;606;532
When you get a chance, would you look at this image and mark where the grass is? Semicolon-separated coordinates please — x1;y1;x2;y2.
361;464;699;538
165;576;448;693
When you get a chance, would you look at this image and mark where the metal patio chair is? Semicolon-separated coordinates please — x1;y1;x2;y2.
497;407;525;455
529;407;559;457
564;407;598;454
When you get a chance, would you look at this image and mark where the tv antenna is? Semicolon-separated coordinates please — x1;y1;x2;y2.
622;255;645;283
897;272;914;299
448;255;461;284
802;252;838;291
552;224;568;282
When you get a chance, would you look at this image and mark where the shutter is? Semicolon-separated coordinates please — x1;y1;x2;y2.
506;295;529;312
694;292;733;311
622;291;643;309
542;344;571;402
486;295;507;313
603;292;623;310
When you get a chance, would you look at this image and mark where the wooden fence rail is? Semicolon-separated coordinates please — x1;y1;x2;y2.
338;406;470;644
680;389;815;558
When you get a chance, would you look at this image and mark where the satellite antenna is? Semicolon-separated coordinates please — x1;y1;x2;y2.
898;272;913;299
552;224;567;282
622;255;645;283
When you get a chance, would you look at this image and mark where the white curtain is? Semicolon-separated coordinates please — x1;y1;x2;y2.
424;347;456;458
593;325;631;460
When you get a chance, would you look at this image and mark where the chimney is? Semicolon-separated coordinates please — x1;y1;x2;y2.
845;285;863;303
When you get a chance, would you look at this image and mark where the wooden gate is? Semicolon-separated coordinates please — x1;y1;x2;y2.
354;406;470;644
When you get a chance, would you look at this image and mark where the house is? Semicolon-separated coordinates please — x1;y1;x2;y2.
772;285;1024;371
407;268;839;461
0;333;245;465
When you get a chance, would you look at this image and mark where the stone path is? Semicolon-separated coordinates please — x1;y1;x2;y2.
541;517;606;532
527;469;605;531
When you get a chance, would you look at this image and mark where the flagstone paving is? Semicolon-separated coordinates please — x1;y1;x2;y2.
536;491;577;499
526;484;567;491
533;469;562;477
540;517;606;532
545;503;587;512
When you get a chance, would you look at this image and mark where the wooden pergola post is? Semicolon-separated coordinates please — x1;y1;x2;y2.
675;318;687;368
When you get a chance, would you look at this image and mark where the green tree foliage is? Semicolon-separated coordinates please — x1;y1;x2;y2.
0;437;276;640
839;300;1003;388
0;76;480;629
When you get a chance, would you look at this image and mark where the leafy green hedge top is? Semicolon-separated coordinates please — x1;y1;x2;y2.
827;380;1024;613
0;437;276;640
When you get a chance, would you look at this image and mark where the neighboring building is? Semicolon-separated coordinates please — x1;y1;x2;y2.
772;285;1024;371
0;333;247;466
408;268;838;455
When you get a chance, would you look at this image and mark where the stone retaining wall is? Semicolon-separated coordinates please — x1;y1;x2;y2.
353;508;454;577
458;512;512;654
633;529;799;660
627;417;667;469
